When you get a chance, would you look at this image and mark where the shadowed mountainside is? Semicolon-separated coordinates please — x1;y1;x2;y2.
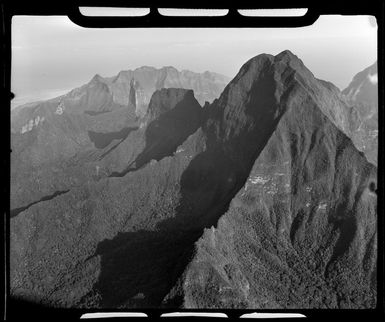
165;70;377;308
10;51;377;309
110;89;202;177
88;127;138;150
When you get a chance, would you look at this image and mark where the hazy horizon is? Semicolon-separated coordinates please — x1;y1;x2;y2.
11;15;377;108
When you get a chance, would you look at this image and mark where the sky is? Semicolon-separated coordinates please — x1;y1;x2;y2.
11;14;377;108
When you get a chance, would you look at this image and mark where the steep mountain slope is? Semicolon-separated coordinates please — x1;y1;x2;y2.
342;62;378;164
10;88;205;308
161;52;376;309
11;75;127;133
10;78;136;209
10;87;199;211
343;62;378;109
10;51;376;309
166;77;376;308
10;66;229;209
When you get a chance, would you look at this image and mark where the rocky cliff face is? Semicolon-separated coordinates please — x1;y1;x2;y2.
127;78;147;117
343;62;378;109
342;62;378;165
10;51;377;309
103;66;230;117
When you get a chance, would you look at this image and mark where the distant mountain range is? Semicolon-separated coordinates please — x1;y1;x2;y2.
10;52;377;309
11;66;230;129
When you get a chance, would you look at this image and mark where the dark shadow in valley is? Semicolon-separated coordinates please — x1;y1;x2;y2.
98;140;124;161
87;230;198;308
10;189;70;218
109;92;202;178
84;110;111;116
8;297;75;319
88;126;138;149
90;65;289;308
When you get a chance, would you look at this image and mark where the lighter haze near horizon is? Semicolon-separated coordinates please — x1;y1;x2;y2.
11;14;377;108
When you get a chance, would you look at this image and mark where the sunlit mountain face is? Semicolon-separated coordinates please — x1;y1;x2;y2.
341;62;378;165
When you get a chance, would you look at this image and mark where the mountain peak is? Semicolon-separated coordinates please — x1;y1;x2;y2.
134;65;157;72
162;66;179;72
235;53;274;79
274;50;306;72
275;49;297;61
115;70;130;81
209;49;344;153
146;88;196;122
228;50;304;95
247;52;275;64
90;74;104;84
241;50;303;73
